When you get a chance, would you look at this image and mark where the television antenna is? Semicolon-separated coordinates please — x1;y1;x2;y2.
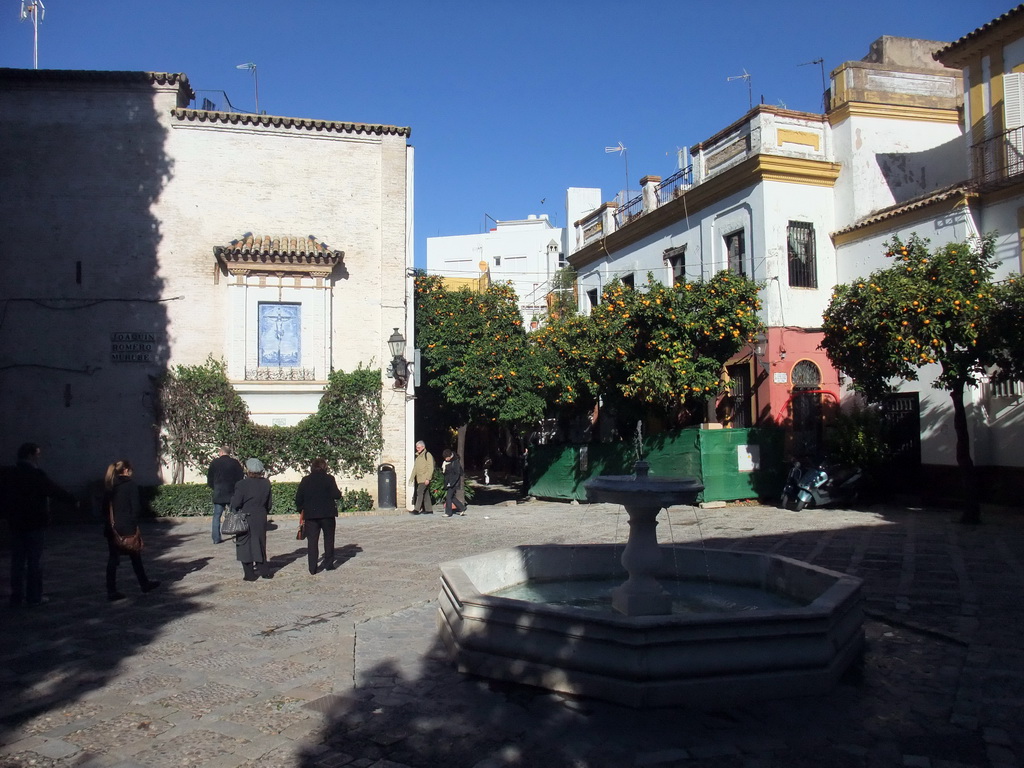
667;146;691;171
798;58;827;109
727;69;752;111
235;62;260;115
604;141;630;204
19;0;45;69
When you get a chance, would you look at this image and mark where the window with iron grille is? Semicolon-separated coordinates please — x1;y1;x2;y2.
787;221;817;288
725;230;746;276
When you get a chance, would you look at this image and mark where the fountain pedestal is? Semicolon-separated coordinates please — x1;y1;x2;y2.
611;500;671;615
436;460;866;707
586;461;701;616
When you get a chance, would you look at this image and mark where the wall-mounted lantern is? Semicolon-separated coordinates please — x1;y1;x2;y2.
386;328;409;389
750;331;770;374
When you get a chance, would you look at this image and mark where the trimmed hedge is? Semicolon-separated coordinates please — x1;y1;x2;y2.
145;483;374;518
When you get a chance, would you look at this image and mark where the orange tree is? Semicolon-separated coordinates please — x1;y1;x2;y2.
414;274;547;441
986;273;1024;382
820;233;1018;521
532;271;763;428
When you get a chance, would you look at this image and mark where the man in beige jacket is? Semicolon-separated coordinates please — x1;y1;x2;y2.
408;440;435;515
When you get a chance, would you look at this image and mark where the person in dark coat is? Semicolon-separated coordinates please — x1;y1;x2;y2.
294;457;342;574
3;442;76;607
207;447;243;544
103;459;159;601
230;458;273;581
441;448;466;517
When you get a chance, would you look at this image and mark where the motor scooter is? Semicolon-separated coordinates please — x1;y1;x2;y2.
779;461;803;510
781;461;864;511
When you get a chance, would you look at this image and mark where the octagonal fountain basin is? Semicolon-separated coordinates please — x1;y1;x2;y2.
437;544;864;708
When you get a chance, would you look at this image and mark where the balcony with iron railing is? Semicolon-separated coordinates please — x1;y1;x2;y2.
656;165;694;205
245;367;318;381
971;126;1024;189
614;192;643;228
612;166;695;229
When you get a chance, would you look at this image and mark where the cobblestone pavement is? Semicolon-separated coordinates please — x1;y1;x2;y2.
2;499;1023;768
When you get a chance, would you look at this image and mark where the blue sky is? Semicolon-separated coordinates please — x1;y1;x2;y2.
0;1;1010;267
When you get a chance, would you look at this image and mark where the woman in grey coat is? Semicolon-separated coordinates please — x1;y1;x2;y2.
230;458;273;581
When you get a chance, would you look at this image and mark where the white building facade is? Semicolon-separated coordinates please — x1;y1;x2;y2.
0;68;414;502
564;33;1024;502
830;11;1024;500
426;214;565;327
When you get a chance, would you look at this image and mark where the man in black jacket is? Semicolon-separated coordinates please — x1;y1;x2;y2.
207;447;243;544
2;442;76;606
294;458;342;574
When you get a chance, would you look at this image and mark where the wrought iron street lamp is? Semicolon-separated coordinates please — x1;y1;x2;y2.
751;331;770;374
387;328;409;388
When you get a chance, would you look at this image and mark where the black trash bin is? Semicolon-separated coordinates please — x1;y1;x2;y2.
377;463;397;509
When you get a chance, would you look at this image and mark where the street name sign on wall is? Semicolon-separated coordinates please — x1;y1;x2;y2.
111;332;158;363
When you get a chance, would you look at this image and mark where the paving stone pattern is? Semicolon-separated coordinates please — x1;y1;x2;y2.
1;500;1023;767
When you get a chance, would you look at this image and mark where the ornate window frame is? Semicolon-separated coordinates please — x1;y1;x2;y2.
214;234;344;382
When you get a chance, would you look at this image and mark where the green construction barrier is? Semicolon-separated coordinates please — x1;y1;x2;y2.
526;427;784;503
695;427;784;502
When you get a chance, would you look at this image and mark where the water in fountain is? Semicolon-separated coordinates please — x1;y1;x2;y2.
493;576;806;613
438;453;865;706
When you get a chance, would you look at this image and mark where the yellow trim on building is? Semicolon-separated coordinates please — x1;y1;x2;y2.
757;155;841;187
570;155;841;268
967;59;986;141
828;101;961;126
992;46;1006;137
776;129;820;151
441;274;490;293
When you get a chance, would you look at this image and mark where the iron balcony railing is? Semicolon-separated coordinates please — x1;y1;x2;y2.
245;367;317;381
614;192;643;228
971;126;1024;188
612;166;697;229
656;165;694;205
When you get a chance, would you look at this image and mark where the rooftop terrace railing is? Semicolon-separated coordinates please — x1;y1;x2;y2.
971;126;1024;189
614;192;643;228
657;165;694;205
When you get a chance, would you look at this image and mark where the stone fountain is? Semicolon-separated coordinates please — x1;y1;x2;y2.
437;458;864;708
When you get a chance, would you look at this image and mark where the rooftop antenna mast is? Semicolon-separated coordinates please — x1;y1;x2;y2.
604;141;630;205
798;58;827;110
19;0;45;69
727;69;752;111
235;62;260;115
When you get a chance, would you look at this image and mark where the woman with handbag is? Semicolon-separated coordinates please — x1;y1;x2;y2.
230;458;273;581
294;457;342;575
104;459;159;601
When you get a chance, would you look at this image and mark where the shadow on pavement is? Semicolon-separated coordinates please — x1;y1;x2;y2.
0;522;214;743
292;507;1024;768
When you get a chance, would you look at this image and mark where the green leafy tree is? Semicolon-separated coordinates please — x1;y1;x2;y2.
293;365;383;477
154;356;250;483
533;272;764;428
985;274;1024;383
414;274;547;429
155;360;383;480
820;233;1015;521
